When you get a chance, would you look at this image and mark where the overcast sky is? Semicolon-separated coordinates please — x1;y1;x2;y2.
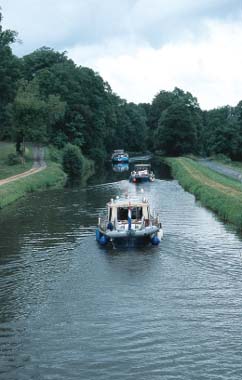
1;0;242;109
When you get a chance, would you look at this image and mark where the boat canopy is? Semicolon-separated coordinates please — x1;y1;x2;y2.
107;200;150;222
113;149;124;154
134;164;151;171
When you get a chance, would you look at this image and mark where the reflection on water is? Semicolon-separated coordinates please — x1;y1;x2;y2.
112;163;129;172
0;160;242;379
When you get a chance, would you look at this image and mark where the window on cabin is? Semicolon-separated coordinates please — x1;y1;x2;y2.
132;207;142;219
117;207;143;221
117;208;128;220
109;207;112;221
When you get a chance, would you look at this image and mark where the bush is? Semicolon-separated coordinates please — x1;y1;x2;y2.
7;153;21;165
62;143;83;178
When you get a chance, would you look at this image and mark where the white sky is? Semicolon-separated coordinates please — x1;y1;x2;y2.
1;0;242;110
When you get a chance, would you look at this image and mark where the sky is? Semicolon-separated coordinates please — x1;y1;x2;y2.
1;0;242;110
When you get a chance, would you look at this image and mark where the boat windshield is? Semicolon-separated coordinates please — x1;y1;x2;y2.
117;207;143;221
134;164;151;171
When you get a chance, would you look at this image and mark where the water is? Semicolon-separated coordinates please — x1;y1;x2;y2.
0;162;242;380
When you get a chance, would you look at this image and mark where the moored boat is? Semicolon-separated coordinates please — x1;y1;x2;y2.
111;149;129;163
96;193;163;247
129;164;155;183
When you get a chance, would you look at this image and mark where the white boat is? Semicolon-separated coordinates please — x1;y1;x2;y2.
129;164;155;183
96;193;163;247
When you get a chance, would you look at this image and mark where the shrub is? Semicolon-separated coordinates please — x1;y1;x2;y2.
7;153;21;165
62;143;83;178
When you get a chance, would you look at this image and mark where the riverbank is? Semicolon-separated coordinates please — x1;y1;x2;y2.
0;162;66;209
0;143;94;209
166;157;242;229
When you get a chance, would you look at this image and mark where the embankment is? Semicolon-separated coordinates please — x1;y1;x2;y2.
0;163;66;209
166;157;242;229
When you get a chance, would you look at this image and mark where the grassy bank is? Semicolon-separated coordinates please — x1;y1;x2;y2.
0;162;66;209
166;157;242;229
0;143;95;209
0;142;33;179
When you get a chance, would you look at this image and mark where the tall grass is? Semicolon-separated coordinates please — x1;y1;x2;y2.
166;157;242;229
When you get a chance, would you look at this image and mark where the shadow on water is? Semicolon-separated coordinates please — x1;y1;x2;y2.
87;156;172;185
1;154;242;380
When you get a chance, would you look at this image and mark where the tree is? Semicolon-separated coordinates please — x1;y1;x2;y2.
149;88;201;155
154;99;197;156
10;79;66;150
0;10;21;139
62;143;83;178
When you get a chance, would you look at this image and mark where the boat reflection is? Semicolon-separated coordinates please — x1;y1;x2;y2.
112;163;129;172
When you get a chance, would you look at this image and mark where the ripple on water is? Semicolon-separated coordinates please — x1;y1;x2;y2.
0;174;242;379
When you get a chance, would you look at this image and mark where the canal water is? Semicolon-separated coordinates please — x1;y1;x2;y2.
0;161;242;380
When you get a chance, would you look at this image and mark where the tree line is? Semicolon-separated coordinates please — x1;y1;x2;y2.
1;11;242;163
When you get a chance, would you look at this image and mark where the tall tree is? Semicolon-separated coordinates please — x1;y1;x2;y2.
0;10;21;138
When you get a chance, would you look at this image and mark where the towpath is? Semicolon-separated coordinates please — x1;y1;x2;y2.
0;161;46;187
199;159;242;183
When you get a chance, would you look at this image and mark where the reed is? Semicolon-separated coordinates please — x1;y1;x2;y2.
166;157;242;229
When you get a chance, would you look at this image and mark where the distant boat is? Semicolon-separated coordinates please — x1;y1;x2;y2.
111;149;129;163
129;164;155;183
112;163;129;172
96;193;163;247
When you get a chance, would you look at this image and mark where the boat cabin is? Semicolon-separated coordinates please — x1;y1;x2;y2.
107;199;150;224
133;164;151;173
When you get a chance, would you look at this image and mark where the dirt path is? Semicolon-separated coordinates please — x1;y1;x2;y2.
179;159;242;197
0;162;47;187
199;159;242;183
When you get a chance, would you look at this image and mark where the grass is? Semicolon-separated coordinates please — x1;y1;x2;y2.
0;162;66;209
0;142;33;179
166;157;242;229
0;142;67;209
0;142;95;209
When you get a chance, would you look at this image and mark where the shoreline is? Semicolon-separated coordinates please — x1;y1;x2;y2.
0;163;67;209
166;157;242;230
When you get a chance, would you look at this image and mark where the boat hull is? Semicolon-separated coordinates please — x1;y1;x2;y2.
130;176;155;183
112;157;129;163
96;226;163;248
111;235;151;248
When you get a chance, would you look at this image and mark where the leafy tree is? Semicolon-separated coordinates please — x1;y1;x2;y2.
154;99;197;156
203;106;240;159
62;143;83;178
149;88;201;155
10;79;66;150
0;10;21;138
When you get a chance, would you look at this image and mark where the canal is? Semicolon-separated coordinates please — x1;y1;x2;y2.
0;161;242;379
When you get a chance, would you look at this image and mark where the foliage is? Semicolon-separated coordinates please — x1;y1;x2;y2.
149;88;202;156
1;8;242;168
7;153;21;165
62;143;84;178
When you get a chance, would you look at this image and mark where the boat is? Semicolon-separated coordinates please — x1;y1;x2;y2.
96;193;163;247
112;163;129;172
111;149;129;163
129;164;155;183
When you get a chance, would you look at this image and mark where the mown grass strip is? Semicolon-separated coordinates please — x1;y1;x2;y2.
0;163;66;209
166;157;242;229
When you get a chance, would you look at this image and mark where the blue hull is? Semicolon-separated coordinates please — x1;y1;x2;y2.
130;177;150;183
111;236;151;248
112;157;129;163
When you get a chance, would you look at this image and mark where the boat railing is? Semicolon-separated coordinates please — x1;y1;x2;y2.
98;214;161;231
